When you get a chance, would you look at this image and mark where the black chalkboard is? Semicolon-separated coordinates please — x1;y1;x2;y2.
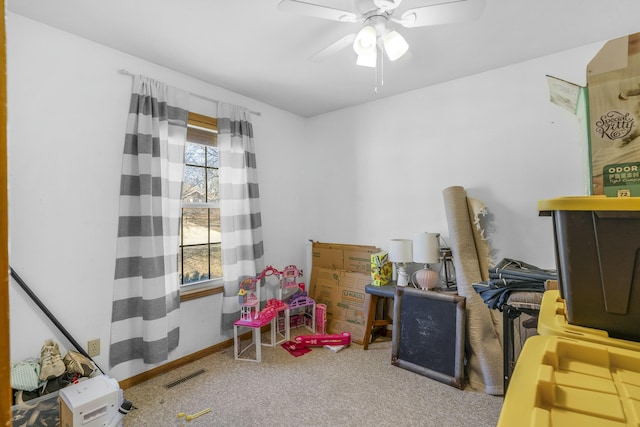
392;286;466;389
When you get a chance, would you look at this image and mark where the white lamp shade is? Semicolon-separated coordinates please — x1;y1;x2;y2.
356;50;377;67
389;239;413;263
353;25;377;56
382;30;409;61
413;232;440;264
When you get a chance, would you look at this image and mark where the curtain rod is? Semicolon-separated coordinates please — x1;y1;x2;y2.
118;69;262;117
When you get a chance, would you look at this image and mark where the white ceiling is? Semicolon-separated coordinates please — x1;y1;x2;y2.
6;0;640;117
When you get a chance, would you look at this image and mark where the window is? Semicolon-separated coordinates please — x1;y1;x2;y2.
179;112;222;288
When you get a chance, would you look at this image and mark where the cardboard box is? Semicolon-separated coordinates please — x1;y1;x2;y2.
312;245;344;270
588;33;640;197
311;268;370;344
344;250;378;274
309;241;379;297
311;267;339;299
308;242;380;344
312;268;341;322
370;251;392;286
547;32;640;197
311;242;378;270
333;271;368;328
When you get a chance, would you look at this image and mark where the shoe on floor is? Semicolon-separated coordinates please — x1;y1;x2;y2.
38;340;65;381
63;350;97;377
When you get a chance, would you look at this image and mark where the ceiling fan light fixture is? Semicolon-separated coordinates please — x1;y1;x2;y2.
356;50;377;67
353;25;377;55
382;30;409;61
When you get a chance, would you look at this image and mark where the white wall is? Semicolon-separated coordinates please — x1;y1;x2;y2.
302;45;600;268
6;12;601;380
6;14;307;380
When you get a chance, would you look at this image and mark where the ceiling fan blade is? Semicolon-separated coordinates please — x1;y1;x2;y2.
396;0;486;28
308;33;357;62
278;0;358;23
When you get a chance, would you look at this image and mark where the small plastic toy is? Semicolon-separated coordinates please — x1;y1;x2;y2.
253;298;288;325
265;297;288;312
187;408;211;421
237;288;247;304
288;292;313;309
234;265;311;362
279;290;315;338
238;277;259;322
278;265;304;300
259;265;281;279
177;407;212;421
293;332;351;348
281;340;312;357
234;298;290;362
316;304;327;335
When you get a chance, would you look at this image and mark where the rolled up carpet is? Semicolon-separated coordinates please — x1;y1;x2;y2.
442;185;503;396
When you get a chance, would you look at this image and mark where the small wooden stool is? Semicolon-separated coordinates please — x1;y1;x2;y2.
363;283;396;350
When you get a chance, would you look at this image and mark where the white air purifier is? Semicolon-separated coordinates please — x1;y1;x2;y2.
59;375;122;427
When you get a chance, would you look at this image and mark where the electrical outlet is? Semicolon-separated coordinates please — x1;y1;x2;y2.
88;339;100;357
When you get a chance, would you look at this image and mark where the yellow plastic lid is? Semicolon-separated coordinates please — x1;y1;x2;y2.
538;196;640;212
537;290;640;351
498;335;640;426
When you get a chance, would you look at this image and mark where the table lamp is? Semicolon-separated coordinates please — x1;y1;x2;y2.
413;232;441;290
389;239;413;287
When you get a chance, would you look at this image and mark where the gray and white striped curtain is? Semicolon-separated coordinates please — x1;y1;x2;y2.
218;103;264;330
110;75;189;367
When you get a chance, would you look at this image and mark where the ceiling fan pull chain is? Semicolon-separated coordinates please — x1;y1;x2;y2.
381;51;384;87
374;46;379;93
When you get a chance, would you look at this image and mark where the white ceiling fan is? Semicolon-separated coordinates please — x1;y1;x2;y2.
278;0;487;67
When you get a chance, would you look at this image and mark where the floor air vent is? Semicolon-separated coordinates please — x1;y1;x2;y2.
164;369;206;389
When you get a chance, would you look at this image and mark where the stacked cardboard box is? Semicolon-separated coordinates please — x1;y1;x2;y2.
309;242;380;344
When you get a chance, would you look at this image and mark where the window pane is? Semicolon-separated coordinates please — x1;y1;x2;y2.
182;245;210;284
207;169;220;202
182;208;209;246
184;142;206;166
209;208;221;243
183;166;206;203
207;146;219;168
181;115;221;288
210;243;222;278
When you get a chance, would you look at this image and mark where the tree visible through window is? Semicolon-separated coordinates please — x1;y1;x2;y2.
179;113;221;286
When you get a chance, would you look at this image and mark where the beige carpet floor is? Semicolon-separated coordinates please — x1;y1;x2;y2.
122;336;504;427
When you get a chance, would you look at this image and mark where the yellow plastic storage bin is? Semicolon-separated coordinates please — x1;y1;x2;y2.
537;290;640;352
538;196;640;341
498;335;640;426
